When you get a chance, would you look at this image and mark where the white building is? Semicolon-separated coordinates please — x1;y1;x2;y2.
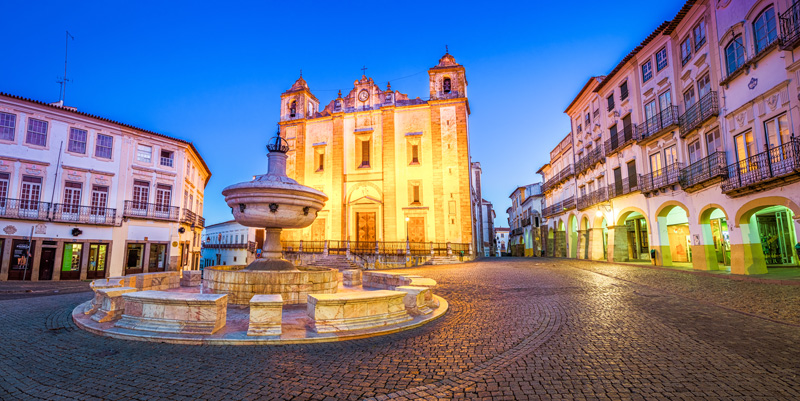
494;227;509;256
201;220;262;267
0;92;210;280
481;199;496;256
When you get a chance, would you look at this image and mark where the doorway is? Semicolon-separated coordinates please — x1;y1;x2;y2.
60;243;83;280
9;239;35;280
39;246;56;280
87;243;108;279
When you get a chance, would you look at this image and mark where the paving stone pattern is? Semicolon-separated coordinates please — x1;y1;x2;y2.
1;258;799;400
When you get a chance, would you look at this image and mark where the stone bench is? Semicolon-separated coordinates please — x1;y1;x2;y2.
129;272;181;291
91;287;137;322
180;270;202;287
115;291;228;335
396;286;437;316
362;272;436;290
307;290;411;333
247;295;283;336
85;277;136;315
342;269;362;287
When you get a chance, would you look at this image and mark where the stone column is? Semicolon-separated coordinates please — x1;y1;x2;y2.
589;228;604;261
30;240;43;281
554;231;566;258
52;240;64;281
607;226;628;263
262;228;283;259
142;242;152;273
0;238;12;280
692;220;718;271
730;221;768;275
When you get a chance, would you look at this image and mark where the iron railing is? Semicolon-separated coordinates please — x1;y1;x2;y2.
123;201;180;221
542;196;575;217
604;124;636;156
160;156;174;167
780;1;800;50
640;163;684;192
575;146;605;175
205;242;253;250
637;105;679;141
542;165;575;192
577;187;609;210
181;209;197;225
50;204;117;225
722;138;800;193
522;216;531;226
679;152;727;188
607;178;640;199
679;91;719;137
0;198;50;221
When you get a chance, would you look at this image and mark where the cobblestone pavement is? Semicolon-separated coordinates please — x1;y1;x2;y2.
1;258;799;400
0;280;91;300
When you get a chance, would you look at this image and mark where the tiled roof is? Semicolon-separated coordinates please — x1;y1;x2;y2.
564;76;605;113
0;91;212;181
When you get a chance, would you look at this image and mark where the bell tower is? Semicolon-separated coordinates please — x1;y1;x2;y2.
428;51;467;100
280;75;319;121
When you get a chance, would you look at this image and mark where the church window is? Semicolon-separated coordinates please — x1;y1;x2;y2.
315;147;325;172
289;101;296;118
443;78;451;94
308;101;314;117
356;137;371;168
411;144;419;164
409;181;422;205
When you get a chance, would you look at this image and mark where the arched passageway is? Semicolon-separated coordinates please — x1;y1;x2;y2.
733;197;800;274
655;202;692;266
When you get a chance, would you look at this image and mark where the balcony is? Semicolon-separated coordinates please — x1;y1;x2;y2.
575;146;605;175
780;2;800;50
721;139;800;195
204;241;254;250
679;92;719;137
637;105;679;141
50;204;117;225
640;163;684;193
577;187;609;210
0;199;50;221
604;124;636;156
607;178;640;199
679;152;727;190
522;216;531;226
542;196;576;217
123;201;180;222
542;165;575;193
160;156;174;167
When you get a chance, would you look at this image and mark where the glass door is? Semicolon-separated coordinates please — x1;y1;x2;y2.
87;243;107;279
60;243;83;280
90;185;109;224
20;176;42;218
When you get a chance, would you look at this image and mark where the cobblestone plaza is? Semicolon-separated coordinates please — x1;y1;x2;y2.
2;258;799;400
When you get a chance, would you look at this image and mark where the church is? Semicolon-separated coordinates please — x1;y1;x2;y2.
278;52;473;246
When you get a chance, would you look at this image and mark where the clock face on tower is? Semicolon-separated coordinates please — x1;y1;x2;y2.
358;90;369;102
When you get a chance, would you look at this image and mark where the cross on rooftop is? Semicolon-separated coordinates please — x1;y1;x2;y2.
361;66;368;76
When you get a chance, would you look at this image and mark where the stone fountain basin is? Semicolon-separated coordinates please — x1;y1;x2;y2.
204;265;338;305
222;182;327;229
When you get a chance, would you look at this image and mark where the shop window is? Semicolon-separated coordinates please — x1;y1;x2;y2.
148;244;167;272
61;243;83;280
125;243;144;274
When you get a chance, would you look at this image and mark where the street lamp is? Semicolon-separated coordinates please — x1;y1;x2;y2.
405;217;410;242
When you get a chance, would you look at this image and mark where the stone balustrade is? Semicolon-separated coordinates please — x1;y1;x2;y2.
307;290;412;333
247;295;283;336
115;291;228;335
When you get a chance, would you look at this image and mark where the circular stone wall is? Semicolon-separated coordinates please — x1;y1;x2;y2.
204;266;338;305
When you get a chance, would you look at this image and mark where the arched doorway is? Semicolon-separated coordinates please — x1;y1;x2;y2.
655;202;692;267
613;208;650;262
697;205;731;271
568;214;578;258
556;219;567;257
578;215;590;259
733;197;800;274
591;212;608;261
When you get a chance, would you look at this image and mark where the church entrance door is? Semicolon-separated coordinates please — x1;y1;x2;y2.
356;212;377;242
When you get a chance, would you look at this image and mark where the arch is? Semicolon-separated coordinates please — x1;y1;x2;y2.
580;215;590;231
289;100;297;117
615;206;649;228
442;77;452;94
734;196;800;226
557;219;565;231
567;213;579;258
698;203;729;225
346;182;383;204
656;200;690;219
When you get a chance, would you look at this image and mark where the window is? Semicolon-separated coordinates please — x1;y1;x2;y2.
307;101;314;117
754;7;777;54
63;182;82;214
155;184;172;213
289;101;296;117
734;131;756;171
62;243;83;274
137;144;152;163
91;185;108;216
664;145;678;166
132;180;150;210
585;113;590;126
680;37;692;65
658;90;672;111
26;118;47;146
411;144;420;165
412;184;421;205
650;152;663;175
764;113;791;150
443;78;451;94
183;190;189;209
706;130;722;153
20;176;42;211
0;173;8;208
656;47;668;71
684;87;696;110
644;100;658;125
688;140;702;164
358;138;371;168
607;94;615;111
316;151;325;172
0;112;16;141
95;134;113;159
160;150;174;167
642;60;653;82
68;128;87;154
409;181;422;205
725;35;746;75
693;19;706;50
697;74;711;98
620;81;629;101
577;123;582;134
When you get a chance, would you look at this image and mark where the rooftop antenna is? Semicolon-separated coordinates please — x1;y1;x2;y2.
57;31;75;104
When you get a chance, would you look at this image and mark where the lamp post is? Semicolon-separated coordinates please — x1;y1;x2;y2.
404;217;410;255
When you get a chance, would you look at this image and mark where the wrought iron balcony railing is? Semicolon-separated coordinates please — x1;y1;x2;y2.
0;198;50;221
50;204;117;225
576;146;606;175
679;92;719;137
160;156;174;167
123;201;180;221
204;241;253;250
640;163;684;192
542;196;576;217
679;152;727;189
721;138;800;194
607;178;640;199
604;124;636;156
577;187;609;210
181;209;198;226
542;165;575;193
522;216;531;227
637;105;679;141
780;1;800;50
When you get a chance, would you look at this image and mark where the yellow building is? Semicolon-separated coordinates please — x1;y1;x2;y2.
278;53;473;246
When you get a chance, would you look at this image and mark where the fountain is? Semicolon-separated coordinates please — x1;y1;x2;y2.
222;134;327;271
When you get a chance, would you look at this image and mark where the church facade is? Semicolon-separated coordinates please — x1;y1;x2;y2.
278;53;473;246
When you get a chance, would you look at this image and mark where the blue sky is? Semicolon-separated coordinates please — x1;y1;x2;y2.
1;0;685;227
